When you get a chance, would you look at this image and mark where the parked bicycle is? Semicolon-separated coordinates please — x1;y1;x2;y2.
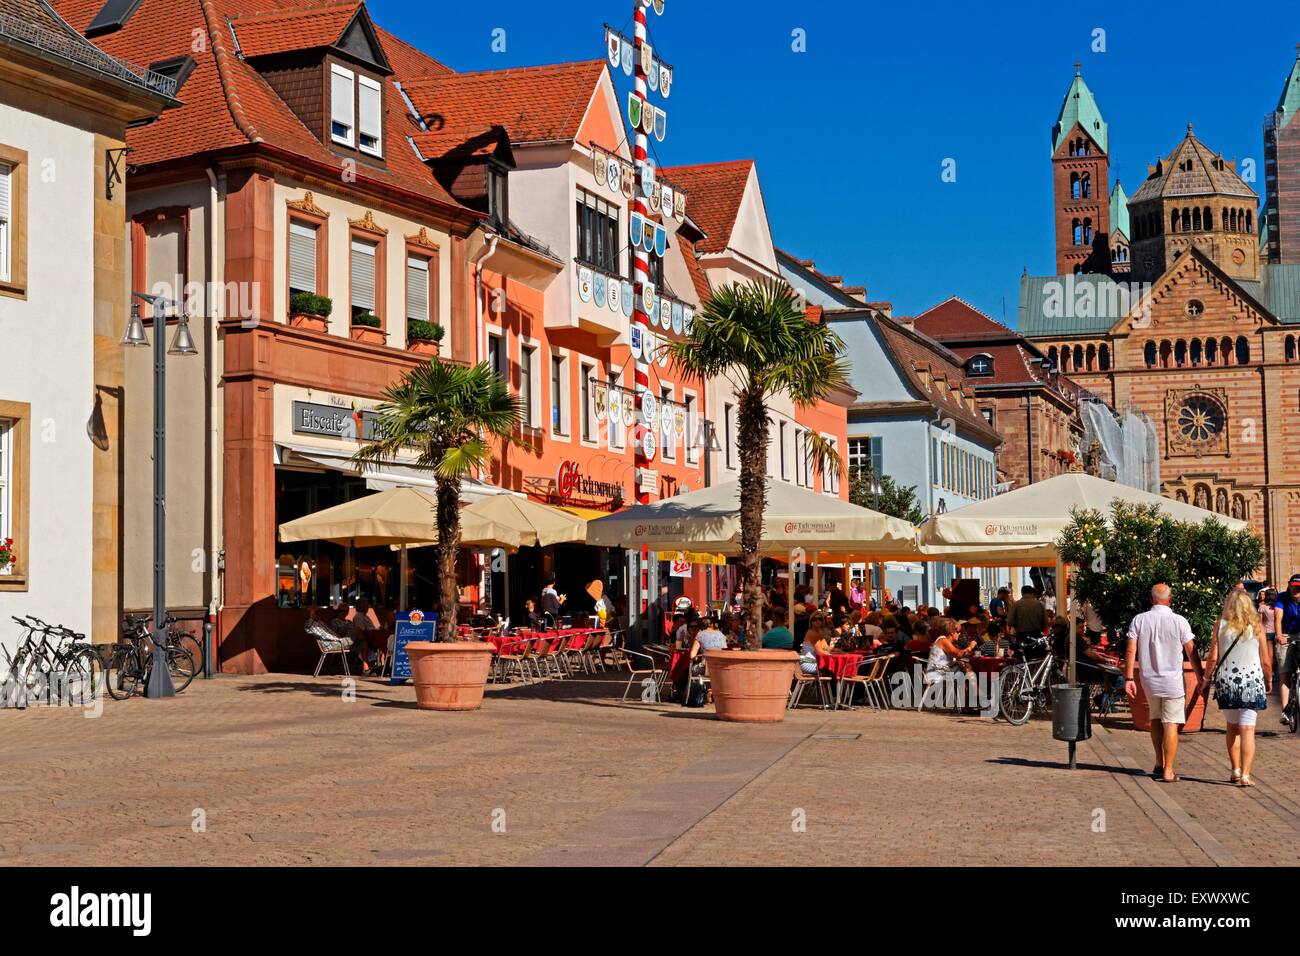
998;633;1063;725
108;616;197;700
123;613;204;677
2;616;103;707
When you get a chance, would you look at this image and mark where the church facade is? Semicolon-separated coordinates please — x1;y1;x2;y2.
1020;58;1300;585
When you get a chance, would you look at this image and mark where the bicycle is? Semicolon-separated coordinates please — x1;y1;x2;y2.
1284;667;1299;734
124;613;204;681
4;616;104;707
108;618;196;700
999;633;1064;725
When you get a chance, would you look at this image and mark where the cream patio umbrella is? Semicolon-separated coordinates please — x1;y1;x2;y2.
916;472;1248;683
278;487;522;610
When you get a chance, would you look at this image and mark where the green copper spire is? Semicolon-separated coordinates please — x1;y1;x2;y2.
1051;64;1108;155
1276;44;1300;120
1109;181;1130;238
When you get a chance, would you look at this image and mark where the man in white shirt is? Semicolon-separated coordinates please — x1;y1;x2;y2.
1124;584;1204;783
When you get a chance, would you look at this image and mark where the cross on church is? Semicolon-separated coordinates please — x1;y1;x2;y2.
1074;61;1081;73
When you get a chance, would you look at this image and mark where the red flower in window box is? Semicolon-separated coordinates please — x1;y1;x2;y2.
0;538;15;571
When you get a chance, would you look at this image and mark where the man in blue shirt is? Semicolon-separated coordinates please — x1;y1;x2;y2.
1274;575;1300;726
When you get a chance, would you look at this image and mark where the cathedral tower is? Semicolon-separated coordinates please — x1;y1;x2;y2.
1051;65;1112;274
1263;45;1300;263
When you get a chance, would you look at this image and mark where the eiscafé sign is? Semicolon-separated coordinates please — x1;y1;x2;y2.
556;460;624;504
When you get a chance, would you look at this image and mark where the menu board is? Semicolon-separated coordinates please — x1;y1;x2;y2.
390;611;436;685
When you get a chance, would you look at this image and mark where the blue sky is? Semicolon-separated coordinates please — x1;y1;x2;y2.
372;0;1300;325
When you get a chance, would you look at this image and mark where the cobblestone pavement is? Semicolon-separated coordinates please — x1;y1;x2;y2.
1;672;1297;867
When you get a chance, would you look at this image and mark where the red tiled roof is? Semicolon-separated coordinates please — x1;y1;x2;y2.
401;60;606;148
229;1;359;59
912;296;1013;338
679;237;713;305
373;25;452;80
50;0;470;215
661;160;753;254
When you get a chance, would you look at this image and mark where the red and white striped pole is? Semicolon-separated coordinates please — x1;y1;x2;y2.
632;1;652;508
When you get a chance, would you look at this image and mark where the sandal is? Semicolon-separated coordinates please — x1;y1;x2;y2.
1230;768;1242;784
1239;774;1255;788
1151;765;1164;779
1156;775;1179;783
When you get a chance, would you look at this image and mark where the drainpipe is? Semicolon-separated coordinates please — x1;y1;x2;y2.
473;233;501;367
205;165;223;675
1025;394;1035;485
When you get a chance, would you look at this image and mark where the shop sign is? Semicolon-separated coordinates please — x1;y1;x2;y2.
390;610;436;685
637;468;658;493
670;559;693;578
556;460;624;503
292;401;386;442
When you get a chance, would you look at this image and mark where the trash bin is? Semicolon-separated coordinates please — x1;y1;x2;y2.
1051;683;1091;742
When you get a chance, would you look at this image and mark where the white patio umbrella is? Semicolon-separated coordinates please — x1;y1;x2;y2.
916;472;1249;682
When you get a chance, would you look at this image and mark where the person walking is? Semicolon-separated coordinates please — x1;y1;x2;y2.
1273;575;1300;727
1203;590;1272;786
1124;584;1205;783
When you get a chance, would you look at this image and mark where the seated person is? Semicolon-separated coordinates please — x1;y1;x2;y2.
977;619;1011;657
761;613;795;650
924;617;976;684
858;611;884;644
689;617;728;659
873;618;902;653
903;619;933;654
522;597;545;631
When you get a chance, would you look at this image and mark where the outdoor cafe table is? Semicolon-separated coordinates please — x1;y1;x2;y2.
970;656;1014;676
817;652;865;679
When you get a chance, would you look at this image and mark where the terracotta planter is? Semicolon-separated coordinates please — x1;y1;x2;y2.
1130;662;1206;733
702;649;799;723
350;325;386;345
289;313;328;332
405;641;495;711
407;338;440;355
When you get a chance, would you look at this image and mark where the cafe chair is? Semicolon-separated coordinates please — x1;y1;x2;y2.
493;638;531;684
789;669;834;710
835;655;892;711
537;635;566;680
305;619;352;678
621;647;665;703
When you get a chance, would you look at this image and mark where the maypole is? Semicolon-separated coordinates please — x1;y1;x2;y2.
631;0;653;507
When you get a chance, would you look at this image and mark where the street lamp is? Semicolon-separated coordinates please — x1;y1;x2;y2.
869;471;884;611
123;292;198;698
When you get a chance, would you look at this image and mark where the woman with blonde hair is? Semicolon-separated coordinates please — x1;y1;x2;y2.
1203;589;1273;786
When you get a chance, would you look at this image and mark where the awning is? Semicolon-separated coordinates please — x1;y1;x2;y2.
553;504;617;521
275;443;516;502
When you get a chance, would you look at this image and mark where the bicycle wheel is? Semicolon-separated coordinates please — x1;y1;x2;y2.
66;648;104;706
1288;676;1299;734
165;645;197;692
999;663;1034;725
172;632;204;678
107;646;142;701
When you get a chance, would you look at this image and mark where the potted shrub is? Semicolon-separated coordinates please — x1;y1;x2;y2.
289;292;331;332
667;279;848;722
352;359;525;710
1059;501;1264;734
407;319;445;356
350;312;386;345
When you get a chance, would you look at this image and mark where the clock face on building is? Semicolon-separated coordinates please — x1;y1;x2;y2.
1177;394;1225;443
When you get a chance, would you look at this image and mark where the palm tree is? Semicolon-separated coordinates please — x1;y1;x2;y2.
667;279;849;647
352;359;522;642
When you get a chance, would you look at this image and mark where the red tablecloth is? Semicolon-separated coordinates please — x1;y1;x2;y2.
817;652;865;678
970;656;1013;675
508;628;605;652
669;649;690;682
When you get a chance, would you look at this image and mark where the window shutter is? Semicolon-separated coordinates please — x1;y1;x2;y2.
0;163;10;283
350;238;376;312
358;76;382;153
330;65;355;144
288;222;316;295
406;255;429;322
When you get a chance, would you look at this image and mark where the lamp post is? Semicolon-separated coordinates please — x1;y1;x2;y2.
869;471;884;611
121;292;198;698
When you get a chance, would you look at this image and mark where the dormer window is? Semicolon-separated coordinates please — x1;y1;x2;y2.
330;64;356;147
358;76;382;156
487;163;509;227
330;65;383;157
966;354;994;377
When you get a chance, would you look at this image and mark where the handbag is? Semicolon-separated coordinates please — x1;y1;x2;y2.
1207;632;1244;703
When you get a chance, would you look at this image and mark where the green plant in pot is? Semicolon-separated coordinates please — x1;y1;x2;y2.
289;292;332;329
353;313;382;328
407;319;444;343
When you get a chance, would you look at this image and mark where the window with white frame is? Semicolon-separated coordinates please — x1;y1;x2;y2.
822;437;839;494
685;392;698;464
487;329;504;378
358;75;382;156
778;420;787;478
575;189;620;274
330;64;356;146
0;417;10;565
660;387;676;462
519;344;537;428
581;362;596;443
609;366;625;450
795;429;807;486
550;353;568;436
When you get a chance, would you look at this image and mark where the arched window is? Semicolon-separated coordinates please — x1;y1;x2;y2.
1286;336;1297;362
1081;173;1092;198
1221;336;1233;365
1236;336;1250;365
1174;340;1187;366
1171;209;1181;232
1074;345;1085;370
1099;344;1111;370
1048;346;1059;368
1246;210;1253;234
1144;341;1157;367
1086;344;1097;370
1159;340;1173;367
1222;208;1229;231
1206;337;1218;364
1083;218;1093;244
1190;339;1202;365
1070;172;1081;199
966;354;994;377
1203;206;1212;229
1193;207;1202;231
1072;218;1082;245
1229;208;1237;232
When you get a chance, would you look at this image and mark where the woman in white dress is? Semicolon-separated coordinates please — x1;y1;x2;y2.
1203;590;1273;787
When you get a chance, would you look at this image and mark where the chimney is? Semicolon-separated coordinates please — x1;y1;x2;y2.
867;301;893;319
